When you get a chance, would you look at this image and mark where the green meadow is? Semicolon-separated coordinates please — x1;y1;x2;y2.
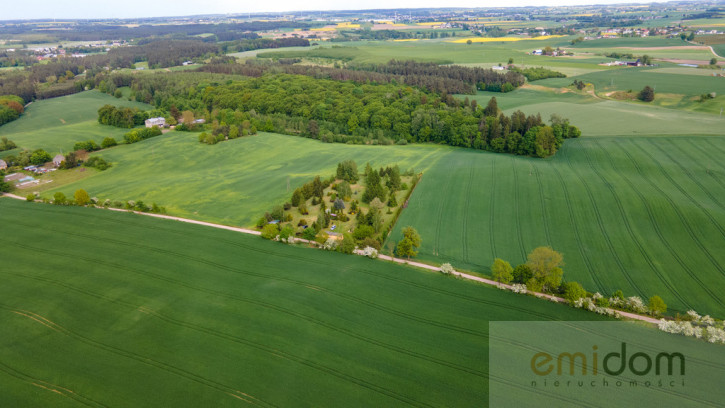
0;91;151;153
42;131;449;226
0;198;606;407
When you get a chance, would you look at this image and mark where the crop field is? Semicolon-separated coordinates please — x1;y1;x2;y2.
465;86;725;135
42;132;450;226
537;67;725;98
388;136;725;316
0;198;607;407
0;91;152;153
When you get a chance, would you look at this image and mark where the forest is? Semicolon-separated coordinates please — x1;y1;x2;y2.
200;59;525;95
116;71;578;157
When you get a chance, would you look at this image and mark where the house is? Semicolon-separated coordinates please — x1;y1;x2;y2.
145;117;166;128
53;154;65;167
193;118;206;124
532;49;543;55
492;66;505;71
0;159;6;170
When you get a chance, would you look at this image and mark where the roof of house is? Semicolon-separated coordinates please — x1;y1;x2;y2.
53;154;64;162
0;159;6;167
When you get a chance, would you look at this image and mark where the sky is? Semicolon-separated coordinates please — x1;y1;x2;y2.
3;0;662;20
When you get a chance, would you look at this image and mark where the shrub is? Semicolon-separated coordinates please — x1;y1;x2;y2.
353;224;375;240
74;189;91;206
26;193;35;202
361;246;379;258
648;295;667;316
638;85;655;102
338;233;355;254
84;156;111;171
279;225;295;241
261;223;279;240
302;227;317;241
562;281;587;304
440;263;455;275
73;140;100;152
359;236;381;250
101;137;117;149
53;192;67;205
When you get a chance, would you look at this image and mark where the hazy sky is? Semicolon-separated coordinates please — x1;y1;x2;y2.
3;0;660;20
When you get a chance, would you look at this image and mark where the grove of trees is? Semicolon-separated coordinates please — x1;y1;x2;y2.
119;70;579;158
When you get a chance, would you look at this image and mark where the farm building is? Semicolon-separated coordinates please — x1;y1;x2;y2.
145;117;166;128
0;159;6;170
53;154;64;167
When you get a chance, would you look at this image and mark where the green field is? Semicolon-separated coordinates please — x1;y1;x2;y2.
0;91;152;154
42;132;449;226
388;136;725;316
0;198;607;407
537;67;725;98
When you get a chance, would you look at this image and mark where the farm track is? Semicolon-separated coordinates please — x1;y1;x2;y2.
628;141;725;284
568;145;645;298
0;304;276;407
532;164;552;246
610;142;704;310
511;157;527;260
548;159;604;292
0;360;107;408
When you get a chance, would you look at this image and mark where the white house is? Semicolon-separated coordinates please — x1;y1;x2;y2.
145;117;166;128
53;154;64;167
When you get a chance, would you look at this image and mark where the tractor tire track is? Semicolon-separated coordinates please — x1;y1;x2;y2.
610;141;715;309
0;305;275;407
549;160;604;292
511;156;527;260
532;163;552;246
566;144;645;298
0;360;106;408
2;269;488;379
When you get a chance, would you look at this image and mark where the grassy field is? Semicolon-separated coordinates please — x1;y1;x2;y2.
466;86;725;135
0;198;608;407
41;132;450;226
0;91;152;154
388;136;725;316
537;67;725;98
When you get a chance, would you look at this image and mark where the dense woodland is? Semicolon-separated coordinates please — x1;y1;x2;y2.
0;21;311;42
200;59;525;95
115;71;578;157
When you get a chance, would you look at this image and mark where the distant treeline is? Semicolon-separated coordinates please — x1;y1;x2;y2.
199;59;525;95
509;66;566;81
0;21;312;42
113;71;579;157
219;37;310;54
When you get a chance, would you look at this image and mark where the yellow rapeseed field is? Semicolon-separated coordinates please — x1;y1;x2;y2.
448;35;563;43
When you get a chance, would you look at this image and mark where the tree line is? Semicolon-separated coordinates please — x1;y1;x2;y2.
200;59;525;95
